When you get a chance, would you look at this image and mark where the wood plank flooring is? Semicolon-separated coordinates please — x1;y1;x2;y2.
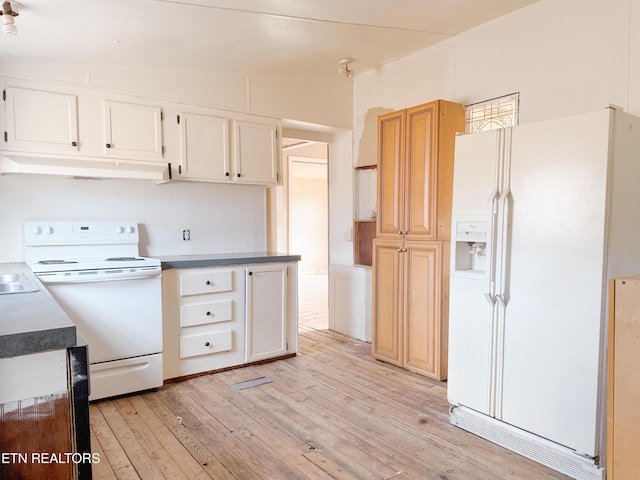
89;322;571;479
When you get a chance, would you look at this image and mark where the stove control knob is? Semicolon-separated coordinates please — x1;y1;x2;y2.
116;226;124;234
32;226;42;235
125;226;134;234
45;226;54;234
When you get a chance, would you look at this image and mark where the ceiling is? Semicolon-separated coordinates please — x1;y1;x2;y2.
0;0;539;78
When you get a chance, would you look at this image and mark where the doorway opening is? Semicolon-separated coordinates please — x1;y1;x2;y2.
270;138;328;330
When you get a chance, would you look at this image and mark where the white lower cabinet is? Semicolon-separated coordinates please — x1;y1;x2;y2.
245;264;288;362
162;261;298;380
162;266;245;379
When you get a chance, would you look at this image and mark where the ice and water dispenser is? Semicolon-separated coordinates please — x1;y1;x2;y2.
452;216;488;277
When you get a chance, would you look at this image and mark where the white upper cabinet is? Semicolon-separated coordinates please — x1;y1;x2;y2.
177;111;281;186
233;118;280;185
177;112;230;181
4;86;79;153
103;100;164;161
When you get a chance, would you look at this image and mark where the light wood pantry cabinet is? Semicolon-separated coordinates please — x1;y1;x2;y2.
607;275;640;479
377;100;464;242
372;99;464;380
372;239;446;378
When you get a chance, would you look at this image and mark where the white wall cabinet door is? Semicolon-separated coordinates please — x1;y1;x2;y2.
103;100;164;161
245;264;287;362
4;86;79;153
233;118;280;185
178;112;231;181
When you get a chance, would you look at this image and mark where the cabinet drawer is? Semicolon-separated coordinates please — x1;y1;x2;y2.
180;300;232;327
180;270;233;296
180;330;233;359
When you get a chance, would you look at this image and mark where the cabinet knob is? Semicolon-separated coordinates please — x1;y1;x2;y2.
248;271;253;276
237;173;241;177
225;172;230;176
71;141;78;147
205;341;211;347
206;311;211;316
205;280;214;286
397;231;403;235
397;248;402;252
105;143;111;149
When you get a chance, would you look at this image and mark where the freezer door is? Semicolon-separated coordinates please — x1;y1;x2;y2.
448;276;496;415
448;129;501;414
499;110;611;457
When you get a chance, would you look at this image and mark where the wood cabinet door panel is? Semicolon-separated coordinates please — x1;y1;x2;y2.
377;111;405;238
405;104;437;240
404;242;442;378
372;240;403;366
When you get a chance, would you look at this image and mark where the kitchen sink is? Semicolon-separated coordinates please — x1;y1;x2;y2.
0;274;19;283
0;282;26;294
0;271;39;295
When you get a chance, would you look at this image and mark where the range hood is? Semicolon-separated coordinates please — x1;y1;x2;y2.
0;152;171;182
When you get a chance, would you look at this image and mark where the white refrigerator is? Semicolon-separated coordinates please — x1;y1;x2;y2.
447;107;640;480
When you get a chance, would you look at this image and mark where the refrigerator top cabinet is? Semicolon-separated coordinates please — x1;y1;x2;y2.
447;107;640;480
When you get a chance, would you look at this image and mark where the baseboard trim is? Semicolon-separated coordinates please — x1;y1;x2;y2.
450;405;604;480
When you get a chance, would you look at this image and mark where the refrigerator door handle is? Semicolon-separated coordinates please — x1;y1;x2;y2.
497;190;511;306
485;292;496;305
486;189;500;302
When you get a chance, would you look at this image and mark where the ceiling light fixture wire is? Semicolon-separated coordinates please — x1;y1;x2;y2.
338;57;354;79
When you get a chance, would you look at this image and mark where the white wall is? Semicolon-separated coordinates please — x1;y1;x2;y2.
354;0;635;143
0;175;266;262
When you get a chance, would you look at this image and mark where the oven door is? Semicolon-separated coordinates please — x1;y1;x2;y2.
38;266;163;400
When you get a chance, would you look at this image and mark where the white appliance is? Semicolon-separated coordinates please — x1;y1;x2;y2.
24;221;163;401
447;106;640;480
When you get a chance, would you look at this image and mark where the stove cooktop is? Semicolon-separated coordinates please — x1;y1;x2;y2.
28;256;161;273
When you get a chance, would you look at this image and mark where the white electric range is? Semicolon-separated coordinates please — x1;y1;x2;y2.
24;221;163;401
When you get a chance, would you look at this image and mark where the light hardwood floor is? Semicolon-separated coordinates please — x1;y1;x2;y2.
89;316;570;479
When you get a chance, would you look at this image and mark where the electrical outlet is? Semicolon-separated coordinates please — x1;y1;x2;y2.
182;229;191;241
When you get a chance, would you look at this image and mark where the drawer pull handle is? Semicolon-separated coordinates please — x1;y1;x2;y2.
206;311;211;316
205;341;211;347
205;280;214;286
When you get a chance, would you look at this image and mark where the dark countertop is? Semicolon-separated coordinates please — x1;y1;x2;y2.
0;262;77;358
157;251;302;270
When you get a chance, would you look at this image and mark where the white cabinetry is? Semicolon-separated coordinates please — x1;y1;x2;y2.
245;264;288;362
162;266;245;379
103;100;164;161
162;260;298;380
177;111;230;181
3;86;79;152
176;111;281;185
233;118;279;185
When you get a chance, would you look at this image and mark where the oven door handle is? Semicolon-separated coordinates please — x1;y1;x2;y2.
37;267;161;284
